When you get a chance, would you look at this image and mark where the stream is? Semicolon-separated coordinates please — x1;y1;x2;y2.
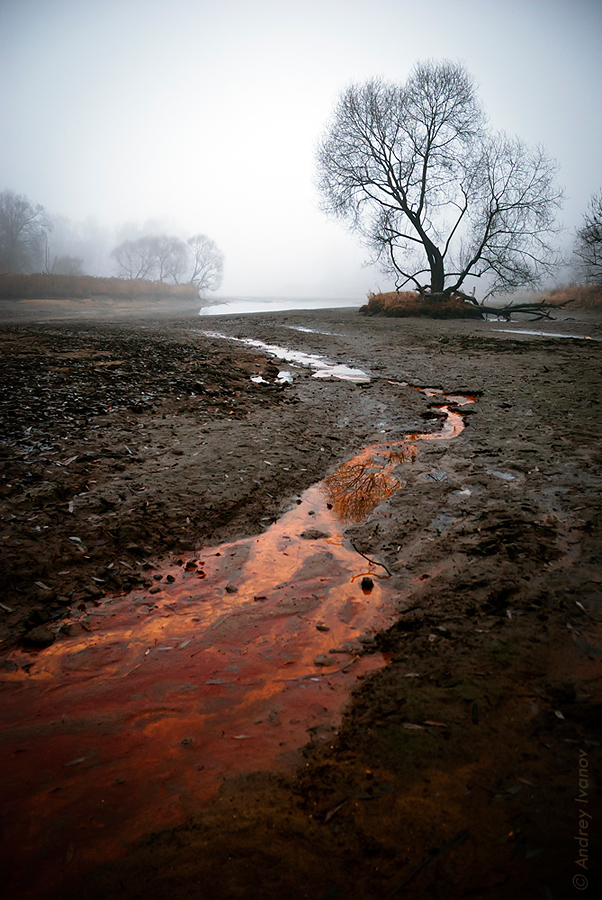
196;330;372;382
0;373;476;896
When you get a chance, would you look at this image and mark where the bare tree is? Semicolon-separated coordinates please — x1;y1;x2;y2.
574;191;602;284
316;61;562;300
187;234;224;294
111;234;187;282
0;189;51;273
112;232;224;291
155;235;189;283
111;237;156;279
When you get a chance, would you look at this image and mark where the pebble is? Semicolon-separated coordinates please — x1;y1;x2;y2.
22;626;56;648
314;654;336;667
60;623;85;637
125;543;145;557
300;529;331;540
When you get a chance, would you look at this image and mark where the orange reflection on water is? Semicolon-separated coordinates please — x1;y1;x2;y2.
0;487;397;899
325;404;469;523
0;390;476;899
324;443;416;523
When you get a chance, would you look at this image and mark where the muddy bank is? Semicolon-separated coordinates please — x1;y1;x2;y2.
1;305;601;899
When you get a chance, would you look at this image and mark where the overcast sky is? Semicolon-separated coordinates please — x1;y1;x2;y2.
1;0;601;298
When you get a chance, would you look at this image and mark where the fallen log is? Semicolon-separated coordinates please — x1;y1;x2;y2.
463;295;575;321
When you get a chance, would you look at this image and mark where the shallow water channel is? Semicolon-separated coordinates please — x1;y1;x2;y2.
0;385;475;895
197;330;372;382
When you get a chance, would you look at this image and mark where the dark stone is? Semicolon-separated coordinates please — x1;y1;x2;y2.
29;607;51;625
125;543;145;557
314;654;336;667
60;622;85;637
300;529;331;540
23;626;56;648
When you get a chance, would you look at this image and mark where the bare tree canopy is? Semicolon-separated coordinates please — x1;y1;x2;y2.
111;235;188;282
574;190;602;284
111;236;157;280
111;232;224;293
187;234;224;294
0;189;51;273
316;61;563;299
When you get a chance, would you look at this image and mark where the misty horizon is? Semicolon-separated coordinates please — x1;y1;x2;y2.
1;0;601;299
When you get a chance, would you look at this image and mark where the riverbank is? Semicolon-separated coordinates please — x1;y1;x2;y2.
1;306;601;899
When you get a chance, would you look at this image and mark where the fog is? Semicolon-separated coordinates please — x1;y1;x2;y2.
1;0;601;299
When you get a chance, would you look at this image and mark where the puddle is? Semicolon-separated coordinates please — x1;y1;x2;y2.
251;371;293;385
198;298;360;316
284;325;340;336
494;329;599;341
487;469;517;481
194;330;371;383
0;387;476;896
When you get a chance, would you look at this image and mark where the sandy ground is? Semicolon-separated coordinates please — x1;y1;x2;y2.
1;302;601;899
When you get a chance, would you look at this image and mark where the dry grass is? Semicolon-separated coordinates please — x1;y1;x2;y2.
360;291;483;319
543;283;602;309
0;272;199;301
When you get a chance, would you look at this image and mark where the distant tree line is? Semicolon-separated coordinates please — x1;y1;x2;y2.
0;189;224;295
110;233;223;293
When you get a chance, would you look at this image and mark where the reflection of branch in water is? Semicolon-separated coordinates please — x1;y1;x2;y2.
350;542;392;575
324;442;416;524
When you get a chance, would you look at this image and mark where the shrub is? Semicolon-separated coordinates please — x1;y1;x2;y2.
545;283;602;309
359;291;484;319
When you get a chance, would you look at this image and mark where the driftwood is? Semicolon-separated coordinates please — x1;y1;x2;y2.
462;295;575;321
362;290;577;321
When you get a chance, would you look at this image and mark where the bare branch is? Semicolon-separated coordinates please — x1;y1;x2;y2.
573;190;602;284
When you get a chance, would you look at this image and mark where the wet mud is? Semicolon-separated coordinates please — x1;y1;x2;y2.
1;390;474;897
1;305;601;899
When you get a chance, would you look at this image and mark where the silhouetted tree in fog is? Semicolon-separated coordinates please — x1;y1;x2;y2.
0;189;51;272
111;232;224;293
187;234;224;293
111;236;162;279
155;235;189;284
316;61;562;299
574;191;602;284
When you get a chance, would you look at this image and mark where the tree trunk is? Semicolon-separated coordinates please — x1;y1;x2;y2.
423;237;445;294
429;254;445;294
